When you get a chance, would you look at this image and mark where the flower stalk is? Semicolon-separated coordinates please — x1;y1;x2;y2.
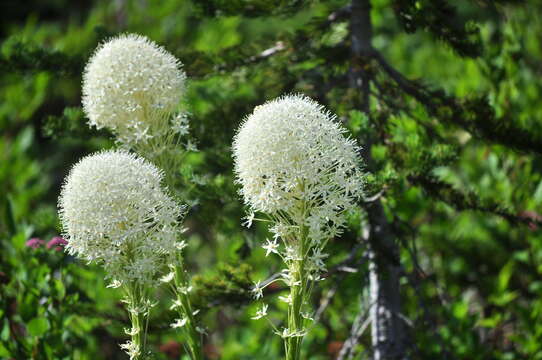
73;33;199;359
173;261;203;360
122;282;152;360
161;245;203;360
285;233;307;360
59;150;186;359
233;95;364;359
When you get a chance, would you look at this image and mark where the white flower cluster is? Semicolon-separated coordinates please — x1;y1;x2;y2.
82;34;186;145
234;94;363;325
233;94;363;246
59;150;184;286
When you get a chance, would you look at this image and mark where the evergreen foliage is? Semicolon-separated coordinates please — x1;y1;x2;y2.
1;1;541;359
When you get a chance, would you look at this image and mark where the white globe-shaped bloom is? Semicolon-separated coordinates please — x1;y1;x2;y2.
82;33;186;144
233;95;363;244
59;150;184;285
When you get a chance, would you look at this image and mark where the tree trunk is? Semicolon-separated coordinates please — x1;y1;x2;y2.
349;0;407;359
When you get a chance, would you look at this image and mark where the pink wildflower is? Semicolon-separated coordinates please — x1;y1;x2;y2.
26;238;44;249
47;236;68;251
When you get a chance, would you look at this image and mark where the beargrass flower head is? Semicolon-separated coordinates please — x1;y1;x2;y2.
58;149;184;285
233;94;363;245
82;33;186;145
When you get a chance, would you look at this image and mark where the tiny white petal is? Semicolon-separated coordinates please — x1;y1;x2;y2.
106;279;122;288
243;212;255;228
170;318;188;328
251;303;269;320
170;299;183;310
124;327;140;336
160;272;175;283
175;240;188;250
178;286;193;295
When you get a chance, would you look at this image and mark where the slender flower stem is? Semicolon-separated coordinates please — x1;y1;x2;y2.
286;259;305;360
285;195;309;360
133;110;202;359
172;254;203;360
233;95;363;360
124;282;150;360
132;309;144;358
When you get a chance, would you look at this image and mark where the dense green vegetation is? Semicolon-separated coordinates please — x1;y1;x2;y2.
1;0;541;359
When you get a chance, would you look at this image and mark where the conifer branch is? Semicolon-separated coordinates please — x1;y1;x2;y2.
0;41;83;75
373;51;542;155
408;174;542;228
392;0;482;57
194;245;369;309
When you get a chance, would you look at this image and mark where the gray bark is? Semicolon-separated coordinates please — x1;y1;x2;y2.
348;0;408;359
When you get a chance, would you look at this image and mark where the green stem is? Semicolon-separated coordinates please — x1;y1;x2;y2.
173;257;204;360
125;283;149;360
285;221;309;360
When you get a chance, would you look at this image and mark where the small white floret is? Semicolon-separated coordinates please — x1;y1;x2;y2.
160;272;175;283
170;318;187;328
251;303;269;320
262;238;279;257
252;280;264;299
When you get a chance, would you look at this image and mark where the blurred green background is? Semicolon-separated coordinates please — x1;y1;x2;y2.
1;0;542;359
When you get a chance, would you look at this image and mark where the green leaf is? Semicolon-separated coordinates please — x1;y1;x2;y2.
0;341;11;357
534;180;542;204
54;279;66;299
477;313;502;328
490;291;519;307
3;195;17;236
195;17;241;53
1;320;10;341
498;261;515;292
347;110;369;136
452;301;469;319
27;317;50;337
13;126;34;153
